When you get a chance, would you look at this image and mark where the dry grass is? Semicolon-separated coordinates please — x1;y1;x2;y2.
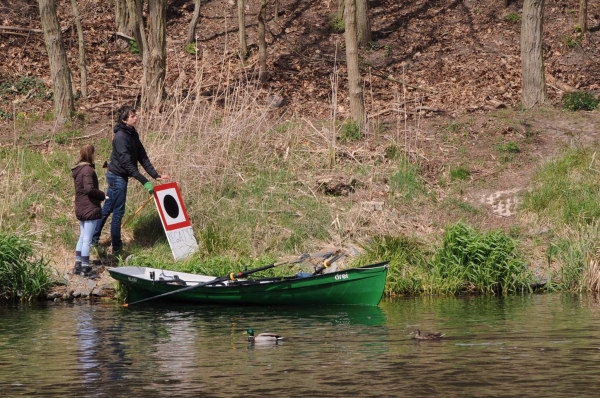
585;247;600;292
0;57;443;269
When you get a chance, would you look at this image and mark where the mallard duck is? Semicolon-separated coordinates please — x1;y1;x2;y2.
410;329;445;340
247;329;283;343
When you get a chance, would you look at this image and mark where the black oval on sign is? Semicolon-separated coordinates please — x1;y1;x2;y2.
163;194;180;219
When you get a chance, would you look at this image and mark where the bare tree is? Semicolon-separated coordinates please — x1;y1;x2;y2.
356;0;371;46
258;0;268;81
71;0;87;97
238;0;247;61
38;0;74;122
344;0;364;127
579;0;587;33
144;0;166;107
521;0;546;108
186;0;201;44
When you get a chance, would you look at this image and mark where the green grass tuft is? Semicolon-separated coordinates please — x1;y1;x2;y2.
427;222;532;295
389;156;421;200
522;147;600;225
0;233;54;302
450;166;470;181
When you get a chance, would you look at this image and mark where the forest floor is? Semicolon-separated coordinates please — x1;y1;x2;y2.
2;0;600;293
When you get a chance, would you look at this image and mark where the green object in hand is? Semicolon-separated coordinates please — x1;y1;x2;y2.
144;182;154;194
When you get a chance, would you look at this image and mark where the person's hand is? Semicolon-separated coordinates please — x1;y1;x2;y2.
157;174;171;181
143;182;154;195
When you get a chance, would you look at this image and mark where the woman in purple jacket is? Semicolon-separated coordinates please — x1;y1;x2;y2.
71;145;105;277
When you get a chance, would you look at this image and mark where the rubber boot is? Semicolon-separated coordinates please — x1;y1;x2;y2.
73;261;82;275
81;264;97;278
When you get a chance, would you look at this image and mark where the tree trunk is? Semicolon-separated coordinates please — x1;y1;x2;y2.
115;0;127;33
258;0;268;82
145;0;166;108
356;0;371;46
71;0;87;98
337;0;344;20
115;0;139;48
579;0;587;33
237;0;247;61
38;0;74;122
344;0;364;127
521;0;546;109
186;0;201;44
136;0;148;104
134;0;146;59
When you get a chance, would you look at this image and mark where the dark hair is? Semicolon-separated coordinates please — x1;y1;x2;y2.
116;105;136;123
79;144;95;164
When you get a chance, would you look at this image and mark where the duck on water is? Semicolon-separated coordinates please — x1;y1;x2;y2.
410;329;445;340
247;329;283;344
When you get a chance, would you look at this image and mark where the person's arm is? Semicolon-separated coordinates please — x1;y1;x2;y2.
82;168;105;200
137;143;160;180
138;142;170;181
137;141;171;195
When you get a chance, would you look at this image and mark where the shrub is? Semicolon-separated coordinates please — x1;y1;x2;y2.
129;40;140;54
562;91;599;111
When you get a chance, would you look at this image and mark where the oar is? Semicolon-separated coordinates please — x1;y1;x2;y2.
312;250;343;275
123;254;309;307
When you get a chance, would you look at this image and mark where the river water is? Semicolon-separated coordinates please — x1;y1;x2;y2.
1;294;599;397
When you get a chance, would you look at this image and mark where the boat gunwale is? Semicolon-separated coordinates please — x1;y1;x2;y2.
109;261;389;288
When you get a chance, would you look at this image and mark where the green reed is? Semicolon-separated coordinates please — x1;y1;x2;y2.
543;220;600;292
354;235;427;296
356;224;533;296
427;223;533;295
0;233;54;302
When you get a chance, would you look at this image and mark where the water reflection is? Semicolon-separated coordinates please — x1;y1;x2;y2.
3;294;600;396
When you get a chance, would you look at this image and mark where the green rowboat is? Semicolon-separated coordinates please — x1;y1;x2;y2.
109;262;389;306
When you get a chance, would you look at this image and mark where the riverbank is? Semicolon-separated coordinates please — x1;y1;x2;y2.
4;104;600;301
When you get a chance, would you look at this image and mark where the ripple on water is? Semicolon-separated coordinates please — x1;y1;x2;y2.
2;294;600;396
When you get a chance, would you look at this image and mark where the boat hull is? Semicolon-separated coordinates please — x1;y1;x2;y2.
109;262;388;306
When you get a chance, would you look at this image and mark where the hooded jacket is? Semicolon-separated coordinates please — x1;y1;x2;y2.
107;122;160;185
71;162;105;221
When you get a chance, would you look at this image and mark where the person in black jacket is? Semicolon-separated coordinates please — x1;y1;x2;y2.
92;105;170;256
71;144;105;277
